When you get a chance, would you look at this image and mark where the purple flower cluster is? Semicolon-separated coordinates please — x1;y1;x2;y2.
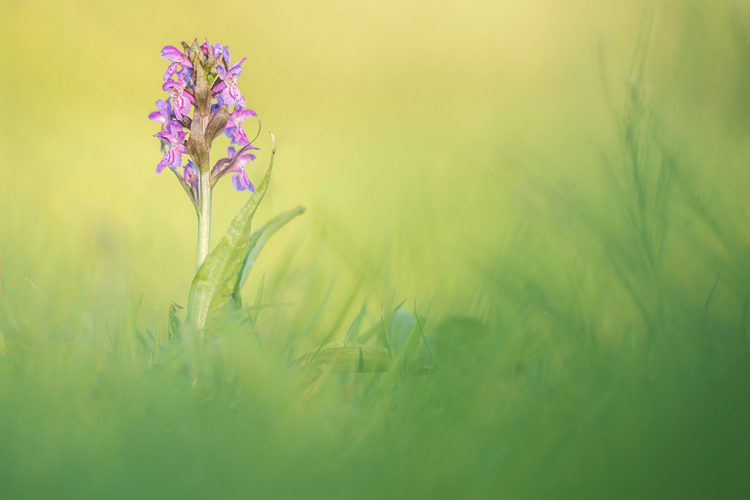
149;39;260;201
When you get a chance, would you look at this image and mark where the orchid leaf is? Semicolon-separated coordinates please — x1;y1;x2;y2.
186;135;276;331
232;206;306;306
205;205;305;325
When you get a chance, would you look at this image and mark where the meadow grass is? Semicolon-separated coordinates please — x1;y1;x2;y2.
2;1;750;499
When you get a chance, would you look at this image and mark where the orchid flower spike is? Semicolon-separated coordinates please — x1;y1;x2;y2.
150;38;272;273
150;39;261;214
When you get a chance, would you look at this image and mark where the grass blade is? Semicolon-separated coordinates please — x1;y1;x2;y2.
26;277;73;337
357;299;406;344
345;301;367;342
249;274;265;328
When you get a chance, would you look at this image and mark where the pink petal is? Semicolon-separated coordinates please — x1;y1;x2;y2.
166;121;184;137
161;46;184;63
227;84;245;108
156;150;178;173
163;62;180;81
230;154;256;172
230;126;249;145
149;111;166;123
173;95;191;120
220;88;236;108
226;58;247;80
212;81;227;95
231;170;254;192
155;131;177;143
233;109;256;122
184;162;198;185
156;99;171;117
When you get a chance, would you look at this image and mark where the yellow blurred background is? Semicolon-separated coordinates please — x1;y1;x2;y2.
1;0;748;333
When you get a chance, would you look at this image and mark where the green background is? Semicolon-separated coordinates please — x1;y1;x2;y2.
1;0;749;498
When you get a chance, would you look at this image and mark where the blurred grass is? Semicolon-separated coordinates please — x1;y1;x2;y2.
1;0;750;498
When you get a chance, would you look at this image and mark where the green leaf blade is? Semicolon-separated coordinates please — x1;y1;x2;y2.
232;205;307;305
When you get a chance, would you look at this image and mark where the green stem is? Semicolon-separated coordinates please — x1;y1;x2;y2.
196;170;212;270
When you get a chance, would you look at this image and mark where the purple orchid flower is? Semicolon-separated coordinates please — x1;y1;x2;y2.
223;108;258;146
165;120;185;138
161;45;194;81
163;63;180;82
210;94;224;116
227;146;257;165
232;170;254;192
201;38;229;65
148;99;173;128
224;126;261;147
227;146;256;192
154;129;188;173
162;74;192;120
183;161;198;186
161;45;193;66
180;65;194;89
226;108;256;127
216;58;247;108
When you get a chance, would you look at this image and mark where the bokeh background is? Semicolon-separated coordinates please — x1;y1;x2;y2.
1;0;747;327
1;0;750;498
